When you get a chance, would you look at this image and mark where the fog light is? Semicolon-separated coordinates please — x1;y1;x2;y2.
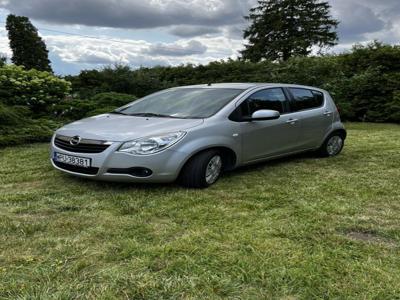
107;167;153;177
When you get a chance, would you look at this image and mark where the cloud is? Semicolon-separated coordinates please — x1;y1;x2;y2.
146;40;207;56
224;25;246;39
331;0;387;43
0;27;11;58
0;0;253;29
36;33;242;74
169;25;221;37
3;0;398;45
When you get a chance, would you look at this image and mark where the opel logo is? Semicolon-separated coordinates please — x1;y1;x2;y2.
70;136;81;146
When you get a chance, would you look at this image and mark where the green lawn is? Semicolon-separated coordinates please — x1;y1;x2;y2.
0;123;399;299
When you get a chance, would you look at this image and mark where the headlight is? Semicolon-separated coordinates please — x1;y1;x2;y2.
118;131;186;155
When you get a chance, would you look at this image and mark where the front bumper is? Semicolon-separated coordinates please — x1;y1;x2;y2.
50;137;188;183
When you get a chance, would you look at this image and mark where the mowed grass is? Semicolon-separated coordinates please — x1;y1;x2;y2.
0;123;399;299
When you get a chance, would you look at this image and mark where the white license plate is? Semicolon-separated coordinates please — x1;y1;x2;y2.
54;152;91;168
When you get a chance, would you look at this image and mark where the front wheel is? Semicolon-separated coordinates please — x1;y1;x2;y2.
179;150;223;188
318;133;345;157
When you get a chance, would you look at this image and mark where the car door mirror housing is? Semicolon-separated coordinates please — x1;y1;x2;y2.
248;110;280;121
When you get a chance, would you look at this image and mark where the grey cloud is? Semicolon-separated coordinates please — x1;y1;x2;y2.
169;26;221;38
146;40;207;57
2;0;398;44
73;53;116;65
1;0;253;29
330;0;391;43
225;25;246;39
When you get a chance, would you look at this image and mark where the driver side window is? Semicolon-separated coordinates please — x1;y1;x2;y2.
238;88;288;119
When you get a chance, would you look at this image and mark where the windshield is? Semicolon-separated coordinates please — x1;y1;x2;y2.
116;88;244;118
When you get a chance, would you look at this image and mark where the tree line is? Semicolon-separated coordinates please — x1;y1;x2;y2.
66;42;400;123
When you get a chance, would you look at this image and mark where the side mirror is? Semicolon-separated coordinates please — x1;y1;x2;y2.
249;109;280;121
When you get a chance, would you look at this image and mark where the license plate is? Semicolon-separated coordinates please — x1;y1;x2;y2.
54;152;91;168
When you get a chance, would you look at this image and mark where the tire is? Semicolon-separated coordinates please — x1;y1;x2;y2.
179;150;223;188
318;132;345;157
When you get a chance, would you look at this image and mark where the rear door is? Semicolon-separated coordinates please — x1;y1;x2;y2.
286;88;333;149
234;87;302;162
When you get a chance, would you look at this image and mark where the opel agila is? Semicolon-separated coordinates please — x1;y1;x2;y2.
51;83;346;188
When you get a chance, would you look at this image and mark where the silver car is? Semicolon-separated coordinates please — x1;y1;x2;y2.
51;83;346;188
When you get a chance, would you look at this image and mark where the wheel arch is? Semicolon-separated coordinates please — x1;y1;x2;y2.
178;146;238;177
319;127;347;148
316;126;347;154
330;128;347;140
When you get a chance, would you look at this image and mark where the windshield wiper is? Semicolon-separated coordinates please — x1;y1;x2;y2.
111;112;200;119
127;112;181;118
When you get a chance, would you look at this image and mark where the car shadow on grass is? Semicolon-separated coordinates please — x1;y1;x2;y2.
223;151;318;178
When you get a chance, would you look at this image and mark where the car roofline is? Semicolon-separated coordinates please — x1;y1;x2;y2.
173;83;328;93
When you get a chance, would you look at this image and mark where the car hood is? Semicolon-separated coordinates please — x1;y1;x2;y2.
56;114;204;141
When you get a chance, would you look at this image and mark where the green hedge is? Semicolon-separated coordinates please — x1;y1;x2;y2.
0;92;136;147
0;103;61;146
0;119;60;146
51;92;136;120
68;42;400;123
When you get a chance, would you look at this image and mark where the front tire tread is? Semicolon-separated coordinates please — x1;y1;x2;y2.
179;150;221;188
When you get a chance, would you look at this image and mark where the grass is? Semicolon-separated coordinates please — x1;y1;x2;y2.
0;122;399;299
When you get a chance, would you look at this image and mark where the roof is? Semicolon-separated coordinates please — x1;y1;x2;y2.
177;83;327;92
178;83;266;90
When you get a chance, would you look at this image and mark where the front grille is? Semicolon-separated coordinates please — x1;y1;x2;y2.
54;135;111;153
53;160;99;175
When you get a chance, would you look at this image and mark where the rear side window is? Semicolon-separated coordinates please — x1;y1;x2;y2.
289;88;324;111
241;88;287;117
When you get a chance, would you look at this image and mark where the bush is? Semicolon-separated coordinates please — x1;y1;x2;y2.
51;92;136;120
385;91;400;123
0;103;62;146
65;43;400;123
66;65;167;98
0;103;30;125
0;118;60;146
0;64;71;115
90;92;136;107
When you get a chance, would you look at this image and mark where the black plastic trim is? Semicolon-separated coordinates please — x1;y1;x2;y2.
107;167;153;177
53;160;99;175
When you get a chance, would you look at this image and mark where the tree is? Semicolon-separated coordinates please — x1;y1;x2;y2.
0;56;6;67
6;14;52;72
241;0;339;62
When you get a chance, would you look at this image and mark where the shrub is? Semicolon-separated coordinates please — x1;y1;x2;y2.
385;91;400;123
72;42;400;123
90;92;136;107
0;103;29;125
0;103;62;146
0;64;71;115
51;92;136;120
0;118;60;146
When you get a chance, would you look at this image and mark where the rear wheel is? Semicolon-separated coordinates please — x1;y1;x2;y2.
318;133;345;157
179;150;223;188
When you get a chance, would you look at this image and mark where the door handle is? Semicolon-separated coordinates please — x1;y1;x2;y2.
323;111;332;116
286;118;298;124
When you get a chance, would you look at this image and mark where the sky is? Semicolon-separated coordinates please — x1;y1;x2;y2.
0;0;399;75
